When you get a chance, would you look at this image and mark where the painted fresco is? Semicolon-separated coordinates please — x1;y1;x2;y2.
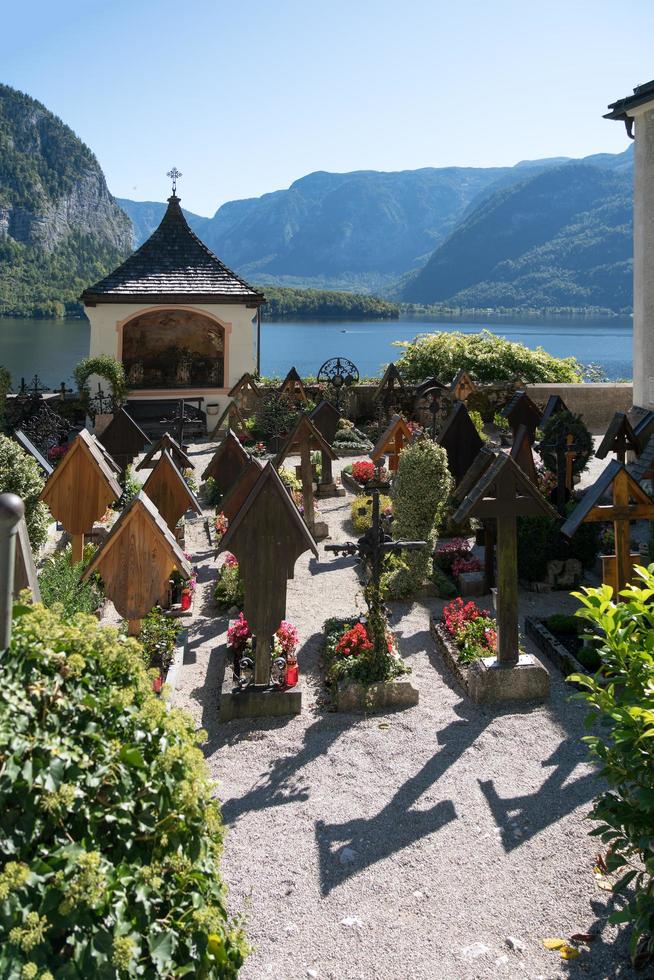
123;310;224;388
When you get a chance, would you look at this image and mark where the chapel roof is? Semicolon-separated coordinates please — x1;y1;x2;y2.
81;195;265;306
605;79;654;120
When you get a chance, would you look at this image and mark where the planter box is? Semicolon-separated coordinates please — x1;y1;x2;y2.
335;678;419;712
340;470;367;494
524;616;603;688
219;672;302;721
430;618;549;704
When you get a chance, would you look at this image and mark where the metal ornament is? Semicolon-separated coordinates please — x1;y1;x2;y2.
160;399;194;448
317;357;359;409
234;654;255;690
270;656;288;689
167;167;182;195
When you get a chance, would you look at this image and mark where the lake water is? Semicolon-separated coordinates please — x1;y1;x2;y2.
0;313;634;387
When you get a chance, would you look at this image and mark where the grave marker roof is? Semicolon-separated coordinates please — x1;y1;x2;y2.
539;395;568;428
275;414;338;468
453;452;558;524
437;402;484;485
13;429;53;476
202;428;251;492
561;459;654;536
595;411;639;460
142;449;202;530
136;432;192;471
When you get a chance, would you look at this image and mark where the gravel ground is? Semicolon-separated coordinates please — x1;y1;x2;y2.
166;440;638;980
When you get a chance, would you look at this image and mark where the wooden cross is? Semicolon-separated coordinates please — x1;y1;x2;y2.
562;459;654;599
159;399;194;448
450;369;476;403
98;407;150;476
454;453;558;665
374;363;406;421
370;414;413;473
436;402;484;486
228;373;262;416
218;463;318;686
420;385;444;440
537;424;582;515
275;414;338;532
82;490;191;635
595;412;640;465
209;400;249;441
40;429;121;563
280;367;308;405
509;424;537;484
202;429;251;496
502;390;542;440
142;449;202;531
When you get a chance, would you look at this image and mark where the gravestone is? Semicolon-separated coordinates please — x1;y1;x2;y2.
136;432;193;472
280;367;308;405
370;414;413;473
202;429;251;496
81;490;191;635
40;429;121;563
142;449;202;532
209;400;249;441
595;412;640;464
309;399;341;446
218;462;318;719
509;424;538;484
437;402;484;485
562;459;654;598
502;390;542;440
229;373;262;416
96;407;150;476
453;452;555;700
275;414;339;532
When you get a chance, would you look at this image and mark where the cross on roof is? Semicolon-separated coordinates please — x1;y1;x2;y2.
167;167;182;195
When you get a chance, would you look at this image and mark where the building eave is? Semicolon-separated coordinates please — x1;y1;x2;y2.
81;292;266;308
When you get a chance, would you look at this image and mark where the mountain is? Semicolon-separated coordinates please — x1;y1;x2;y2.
0;84;131;317
116;198;207;249
401;160;632;310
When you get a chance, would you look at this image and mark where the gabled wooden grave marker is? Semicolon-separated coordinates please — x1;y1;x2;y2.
502;390;542;440
82;491;190;634
374;363;406;417
437;402;484;486
201;429;251;496
415;376;447;397
40;429;121;563
209;399;249;441
450;368;476;403
309;399;341;446
370;413;413;473
596;412;640;464
280;367;308;405
142;449;202;532
14;516;40;601
218;462;318;718
219;457;263;522
229;373;262;416
539;394;568;428
634;410;654;453
453;453;555;697
275;414;339;532
91;435;121;475
630;433;654;484
136;432;193;472
561;459;654;599
13;429;53;477
454;446;500;590
509;424;538;484
98;407;150;475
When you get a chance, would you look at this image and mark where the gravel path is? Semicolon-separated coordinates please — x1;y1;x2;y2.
170;441;638;980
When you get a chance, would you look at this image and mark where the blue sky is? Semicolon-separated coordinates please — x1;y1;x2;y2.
3;0;653;215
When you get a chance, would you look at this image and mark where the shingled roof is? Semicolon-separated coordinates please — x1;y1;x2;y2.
81;195;265;305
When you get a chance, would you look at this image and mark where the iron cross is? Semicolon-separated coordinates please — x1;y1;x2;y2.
167;167;182;194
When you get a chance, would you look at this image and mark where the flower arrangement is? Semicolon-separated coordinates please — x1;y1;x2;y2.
47;443;69;462
274;620;299;656
323;617;409;687
250;441;267;458
352;460;376;485
451;555;483;577
442;597;496;664
335;622;373;658
223;551;238;567
434;538;473;574
214;556;245;610
227;614;300;687
227;612;251;651
214;511;229;538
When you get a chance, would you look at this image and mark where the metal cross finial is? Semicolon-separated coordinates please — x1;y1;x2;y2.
167;167;182;195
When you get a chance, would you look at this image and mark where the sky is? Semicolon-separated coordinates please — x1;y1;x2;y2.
3;0;653;216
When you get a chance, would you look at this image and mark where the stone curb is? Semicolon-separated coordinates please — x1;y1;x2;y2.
163;628;187;693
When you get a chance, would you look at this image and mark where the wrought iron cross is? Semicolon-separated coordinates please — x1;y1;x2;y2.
54;381;74;402
160;399;194;448
537;427;583;515
90;382;116;417
167;167;182;194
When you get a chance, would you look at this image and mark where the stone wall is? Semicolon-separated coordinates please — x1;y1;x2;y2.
524;383;633;434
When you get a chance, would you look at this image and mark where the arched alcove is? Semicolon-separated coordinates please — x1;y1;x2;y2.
122;309;225;389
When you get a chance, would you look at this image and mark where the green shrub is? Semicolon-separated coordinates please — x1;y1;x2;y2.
73;355;127;409
214;561;245;611
468;409;485;440
493;411;510;433
254;392;299;441
546;613;582;634
0;434;50;550
350;494;392;533
395;329;582;384
204;476;223;508
388;438;453;595
278;467;301;493
138;606;180;675
570;568;654;960
431;566;457;598
114;464;140;511
322;617;408;688
517;503;600;582
0;603;247;976
332;427;373;455
39;544;104;618
538;409;593;477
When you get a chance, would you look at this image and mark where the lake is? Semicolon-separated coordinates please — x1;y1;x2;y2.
0;313;634;387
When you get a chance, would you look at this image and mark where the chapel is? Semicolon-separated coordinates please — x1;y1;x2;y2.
81;178;265;427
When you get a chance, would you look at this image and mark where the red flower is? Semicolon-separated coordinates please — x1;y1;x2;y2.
352;460;376;485
335;622;373;658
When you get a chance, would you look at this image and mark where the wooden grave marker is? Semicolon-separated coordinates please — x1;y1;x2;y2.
561;459;654;599
450;368;476;402
82;490;190;634
142;449;202;532
219;457;264;522
13;429;53;477
136;432;193;472
454;452;558;670
502;390;542;440
309;399;341;446
14;516;40;601
634;410;654;453
437;402;484;486
415;376;447;397
98;407;150;475
275;414;339;532
596;412;640;464
280;367;308;405
370;413;414;473
91;435;121;475
630;432;654;484
40;429;121;563
228;373;262;416
539;394;568;428
202;429;251;496
218;462;318;711
209;400;250;441
374;363;406;417
454;446;500;590
509;424;538;484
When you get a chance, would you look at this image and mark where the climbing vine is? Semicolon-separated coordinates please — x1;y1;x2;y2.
73;355;127;409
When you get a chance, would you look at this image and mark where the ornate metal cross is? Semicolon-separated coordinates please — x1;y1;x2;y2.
160;399;194;448
167;167;182;194
537;427;583;515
